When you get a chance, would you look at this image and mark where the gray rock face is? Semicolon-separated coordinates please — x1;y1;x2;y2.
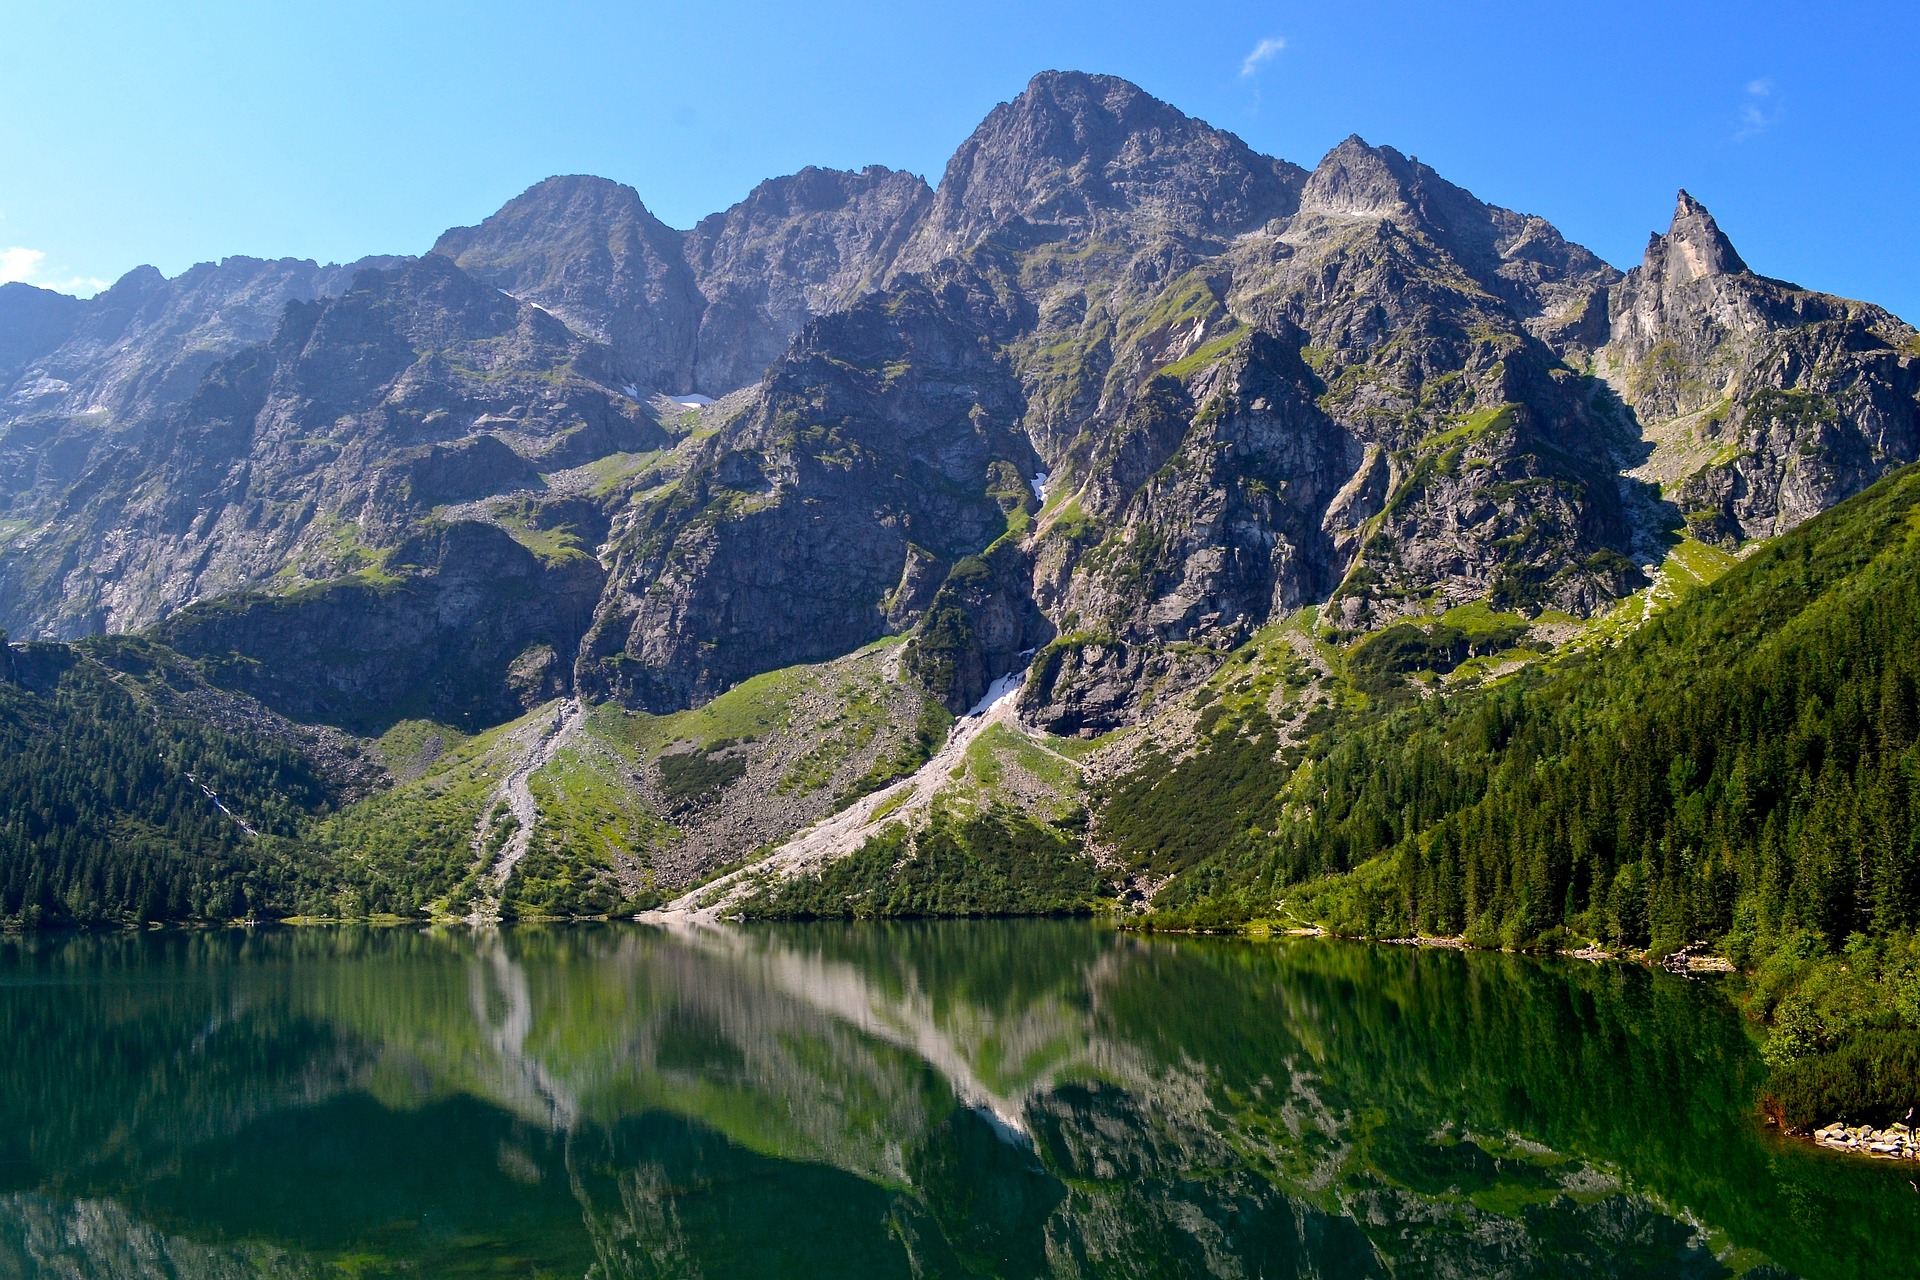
433;175;703;393
1041;334;1352;651
576;282;1038;712
435;167;933;398
0;284;84;388
685;165;933;393
894;70;1306;271
1600;192;1920;545
0;253;656;652
1293;136;1621;332
1009;131;1637;728
0;255;397;428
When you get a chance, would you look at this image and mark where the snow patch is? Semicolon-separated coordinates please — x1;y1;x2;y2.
1030;471;1049;502
965;670;1024;719
673;394;715;408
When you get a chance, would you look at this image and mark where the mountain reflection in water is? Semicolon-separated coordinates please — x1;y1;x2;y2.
0;922;1907;1278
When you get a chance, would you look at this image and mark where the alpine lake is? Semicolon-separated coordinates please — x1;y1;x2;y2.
0;921;1910;1279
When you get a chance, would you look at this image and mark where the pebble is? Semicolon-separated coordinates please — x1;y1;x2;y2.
1812;1122;1918;1159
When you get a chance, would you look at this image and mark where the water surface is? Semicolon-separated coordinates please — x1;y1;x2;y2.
0;922;1905;1278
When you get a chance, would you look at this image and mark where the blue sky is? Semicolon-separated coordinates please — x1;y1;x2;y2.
2;1;1915;318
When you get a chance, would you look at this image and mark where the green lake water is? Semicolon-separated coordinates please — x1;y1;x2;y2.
0;922;1908;1278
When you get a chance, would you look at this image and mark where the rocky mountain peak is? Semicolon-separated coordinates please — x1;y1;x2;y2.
894;70;1304;270
0;283;85;386
698;165;930;226
432;174;699;391
1296;134;1419;220
1645;189;1748;285
432;174;669;261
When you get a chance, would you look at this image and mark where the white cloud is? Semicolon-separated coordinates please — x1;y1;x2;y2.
0;246;46;284
0;246;109;296
1736;78;1781;140
1241;36;1286;77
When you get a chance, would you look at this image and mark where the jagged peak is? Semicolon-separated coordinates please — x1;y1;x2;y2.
1298;135;1420;219
431;174;672;262
98;264;168;298
1644;189;1748;284
893;69;1301;268
698;165;930;230
1015;68;1155;113
506;173;652;211
961;69;1202;167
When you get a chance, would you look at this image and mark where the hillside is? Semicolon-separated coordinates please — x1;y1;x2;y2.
1110;460;1920;945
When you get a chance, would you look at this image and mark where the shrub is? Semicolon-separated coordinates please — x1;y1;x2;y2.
1764;1030;1920;1130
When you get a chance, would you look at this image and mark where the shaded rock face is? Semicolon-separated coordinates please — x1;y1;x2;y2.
895;70;1307;271
433;175;703;394
0;70;1914;742
158;520;605;733
0;253;656;655
0;254;398;429
1599;192;1920;546
0;285;85;389
435;167;933;397
685;165;933;393
577;283;1039;712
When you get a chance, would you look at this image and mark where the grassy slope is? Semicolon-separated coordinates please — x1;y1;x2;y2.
740;714;1108;920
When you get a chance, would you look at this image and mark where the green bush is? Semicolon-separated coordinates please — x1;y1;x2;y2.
657;745;746;806
1765;1031;1920;1130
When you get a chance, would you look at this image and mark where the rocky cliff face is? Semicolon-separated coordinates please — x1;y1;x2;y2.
434;166;932;397
1599;192;1920;546
993;124;1637;728
0;253;657;682
576;280;1038;712
0;254;398;429
893;70;1306;272
685;165;933;393
432;175;703;394
0;70;1914;768
0;284;84;389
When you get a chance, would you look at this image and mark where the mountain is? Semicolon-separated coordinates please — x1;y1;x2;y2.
432;174;703;393
433;165;933;396
892;69;1306;270
0;254;400;428
1600;191;1920;546
685;164;934;391
1;69;1918;932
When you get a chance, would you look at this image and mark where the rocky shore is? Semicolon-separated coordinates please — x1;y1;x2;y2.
1812;1122;1918;1160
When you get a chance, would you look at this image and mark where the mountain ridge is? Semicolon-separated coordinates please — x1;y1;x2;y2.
2;68;1918;918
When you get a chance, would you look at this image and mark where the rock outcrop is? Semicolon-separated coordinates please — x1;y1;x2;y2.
1600;192;1920;546
576;281;1038;712
892;70;1306;272
0;253;398;429
685;165;933;393
433;174;703;394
